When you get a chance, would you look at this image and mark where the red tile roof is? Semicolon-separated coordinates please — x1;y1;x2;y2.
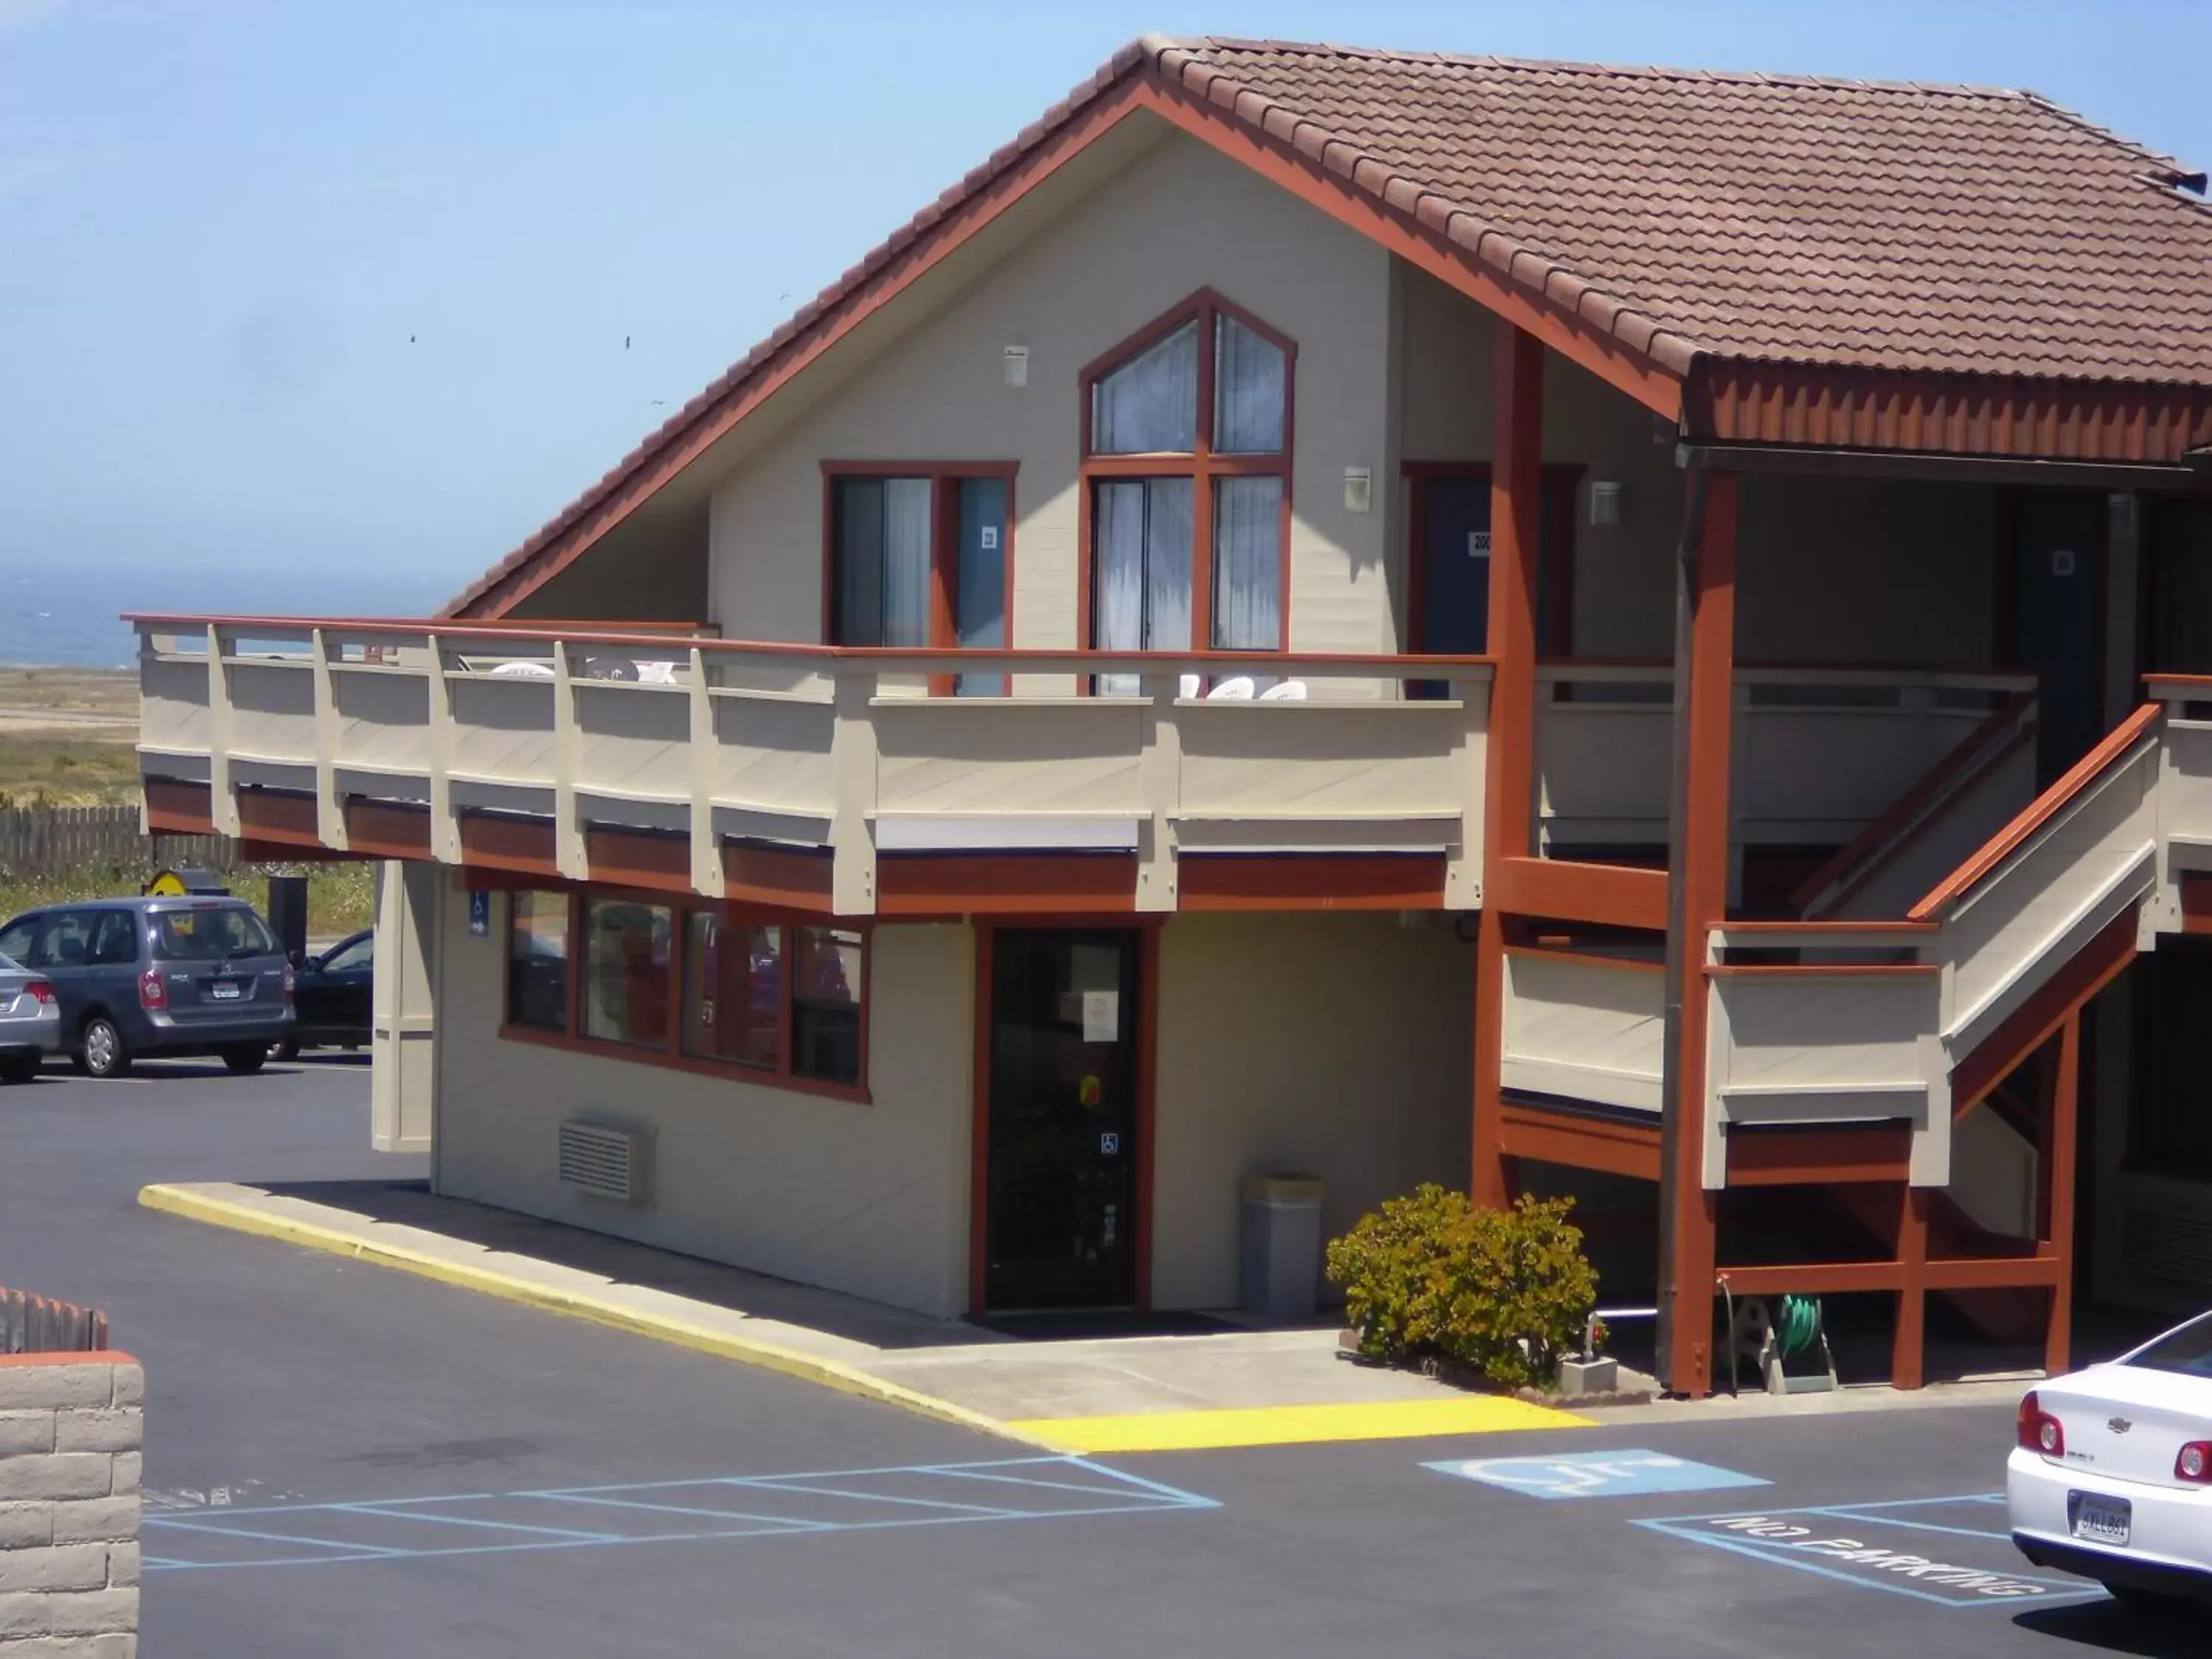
1161;38;2212;384
450;35;2212;616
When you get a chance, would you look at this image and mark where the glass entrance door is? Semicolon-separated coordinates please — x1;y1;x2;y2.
984;928;1141;1310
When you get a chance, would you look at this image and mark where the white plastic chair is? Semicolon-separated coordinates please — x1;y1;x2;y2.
636;660;680;686
1258;679;1309;701
1178;673;1202;700
1206;675;1257;701
489;661;556;679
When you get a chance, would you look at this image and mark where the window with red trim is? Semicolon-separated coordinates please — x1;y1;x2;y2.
503;889;869;1096
824;465;1013;695
1081;293;1293;689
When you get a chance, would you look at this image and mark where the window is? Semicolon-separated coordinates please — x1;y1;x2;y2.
2125;1313;2212;1379
1082;294;1292;690
0;919;32;967
35;911;96;967
791;926;863;1087
88;911;139;967
683;913;781;1070
582;898;672;1049
827;467;1013;695
504;888;869;1098
831;476;933;648
321;934;374;975
149;906;274;961
507;890;570;1032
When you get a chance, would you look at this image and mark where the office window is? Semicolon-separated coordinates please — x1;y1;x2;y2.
791;926;863;1085
505;886;869;1099
1082;293;1292;689
830;476;933;647
507;891;571;1031
582;898;672;1049
682;913;782;1070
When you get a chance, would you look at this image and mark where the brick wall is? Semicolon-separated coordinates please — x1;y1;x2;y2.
0;1354;142;1658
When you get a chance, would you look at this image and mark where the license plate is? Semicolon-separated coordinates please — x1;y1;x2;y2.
2070;1492;2132;1547
210;980;243;1001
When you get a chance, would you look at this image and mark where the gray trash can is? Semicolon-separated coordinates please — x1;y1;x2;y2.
1238;1174;1324;1321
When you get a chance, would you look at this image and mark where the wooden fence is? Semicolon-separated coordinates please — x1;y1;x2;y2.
0;1284;109;1354
0;805;234;880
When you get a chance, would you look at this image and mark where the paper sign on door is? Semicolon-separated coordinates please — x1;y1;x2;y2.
1082;990;1119;1043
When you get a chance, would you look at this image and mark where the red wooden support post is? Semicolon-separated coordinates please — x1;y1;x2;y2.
1658;469;1738;1399
2045;1012;2081;1377
1893;1186;1930;1389
1471;325;1545;1211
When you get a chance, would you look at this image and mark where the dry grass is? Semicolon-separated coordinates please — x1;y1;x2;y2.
0;669;142;805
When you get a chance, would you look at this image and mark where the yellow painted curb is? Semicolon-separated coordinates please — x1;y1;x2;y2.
137;1183;1049;1450
1010;1395;1594;1455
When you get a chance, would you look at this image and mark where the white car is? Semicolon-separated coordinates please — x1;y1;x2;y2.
2010;1312;2212;1607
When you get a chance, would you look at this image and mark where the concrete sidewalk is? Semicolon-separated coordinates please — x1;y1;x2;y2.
139;1180;2028;1452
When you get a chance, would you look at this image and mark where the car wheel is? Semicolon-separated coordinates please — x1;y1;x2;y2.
268;1037;301;1062
77;1018;130;1080
222;1046;268;1077
0;1053;39;1084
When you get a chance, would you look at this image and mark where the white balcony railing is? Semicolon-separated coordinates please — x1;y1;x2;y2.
133;619;1496;914
1534;662;2037;850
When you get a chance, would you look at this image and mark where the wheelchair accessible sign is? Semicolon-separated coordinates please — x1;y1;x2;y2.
1429;1449;1768;1500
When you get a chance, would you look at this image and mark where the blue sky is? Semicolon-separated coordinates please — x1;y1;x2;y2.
3;0;2206;596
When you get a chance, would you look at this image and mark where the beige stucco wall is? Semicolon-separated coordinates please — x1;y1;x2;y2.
430;888;974;1318
707;129;1399;675
1394;263;2000;665
1150;911;1473;1310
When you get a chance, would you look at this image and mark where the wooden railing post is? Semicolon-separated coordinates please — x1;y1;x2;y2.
310;628;348;852
688;647;725;898
205;625;240;837
552;639;587;880
1136;669;1181;913
830;665;879;915
424;633;462;865
1444;672;1489;908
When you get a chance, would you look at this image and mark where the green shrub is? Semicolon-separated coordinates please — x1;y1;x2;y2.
1325;1186;1599;1391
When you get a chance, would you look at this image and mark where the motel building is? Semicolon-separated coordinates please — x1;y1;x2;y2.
130;39;2212;1396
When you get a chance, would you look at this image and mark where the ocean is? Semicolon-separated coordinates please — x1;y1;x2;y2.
0;562;461;670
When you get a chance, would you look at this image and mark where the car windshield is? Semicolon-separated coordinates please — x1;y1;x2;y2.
2124;1314;2212;1378
149;906;276;963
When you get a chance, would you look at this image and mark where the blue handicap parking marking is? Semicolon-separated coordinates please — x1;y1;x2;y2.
1637;1493;2104;1609
1427;1448;1769;1500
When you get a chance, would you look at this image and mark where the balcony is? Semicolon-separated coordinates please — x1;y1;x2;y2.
133;617;2047;918
133;619;1495;914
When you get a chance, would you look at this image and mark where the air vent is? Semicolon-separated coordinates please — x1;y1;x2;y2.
557;1118;651;1206
2119;1196;2212;1289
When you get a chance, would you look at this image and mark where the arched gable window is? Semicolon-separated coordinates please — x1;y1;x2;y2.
1080;292;1293;690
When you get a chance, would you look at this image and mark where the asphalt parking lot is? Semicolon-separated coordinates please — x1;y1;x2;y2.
0;1060;2191;1658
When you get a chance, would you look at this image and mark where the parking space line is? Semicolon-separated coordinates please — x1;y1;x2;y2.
142;1519;410;1557
332;1503;622;1542
532;1493;836;1528
140;1454;1217;1573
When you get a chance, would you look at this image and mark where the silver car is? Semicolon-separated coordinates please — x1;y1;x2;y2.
0;952;60;1082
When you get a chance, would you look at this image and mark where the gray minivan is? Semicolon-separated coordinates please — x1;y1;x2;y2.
0;897;295;1078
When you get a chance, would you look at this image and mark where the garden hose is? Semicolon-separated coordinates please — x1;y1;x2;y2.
1776;1293;1824;1361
